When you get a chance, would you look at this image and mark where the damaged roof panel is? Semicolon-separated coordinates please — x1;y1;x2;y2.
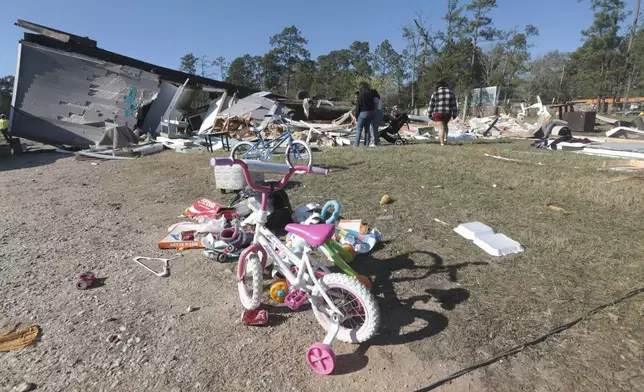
9;20;257;148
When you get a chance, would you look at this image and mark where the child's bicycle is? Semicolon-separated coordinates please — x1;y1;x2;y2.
210;157;380;375
230;127;312;168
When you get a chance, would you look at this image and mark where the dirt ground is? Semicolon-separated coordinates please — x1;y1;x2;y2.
1;140;643;392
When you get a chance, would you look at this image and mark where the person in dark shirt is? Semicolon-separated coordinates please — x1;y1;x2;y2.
354;82;376;147
370;89;382;146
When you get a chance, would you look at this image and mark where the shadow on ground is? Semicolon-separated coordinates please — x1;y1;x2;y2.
350;251;486;348
0;151;67;172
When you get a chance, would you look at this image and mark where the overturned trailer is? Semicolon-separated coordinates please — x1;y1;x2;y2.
9;20;256;148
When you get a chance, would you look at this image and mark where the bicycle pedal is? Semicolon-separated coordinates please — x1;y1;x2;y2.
284;290;308;310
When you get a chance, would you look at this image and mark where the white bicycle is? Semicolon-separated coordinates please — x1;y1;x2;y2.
210;157;380;375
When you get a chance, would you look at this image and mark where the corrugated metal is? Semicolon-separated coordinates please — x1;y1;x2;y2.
11;42;161;147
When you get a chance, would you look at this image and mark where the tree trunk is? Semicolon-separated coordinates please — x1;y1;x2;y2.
461;93;469;122
623;0;641;108
411;82;416;109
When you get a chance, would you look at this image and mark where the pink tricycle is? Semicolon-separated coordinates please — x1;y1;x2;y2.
210;157;380;375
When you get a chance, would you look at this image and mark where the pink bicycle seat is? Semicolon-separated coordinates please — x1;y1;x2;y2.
285;224;335;247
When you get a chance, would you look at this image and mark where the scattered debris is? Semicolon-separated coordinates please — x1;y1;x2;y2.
454;222;524;257
241;309;268;326
75;272;96;290
606;127;644;139
158;223;205;249
454;222;494;240
132;257;169;277
380;194;394;205
547;204;570;214
0;325;40;351
12;382;36;392
606;175;644;184
484;154;521;163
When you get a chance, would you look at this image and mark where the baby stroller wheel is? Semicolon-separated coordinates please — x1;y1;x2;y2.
217;253;228;263
402;139;409;145
394;139;404;146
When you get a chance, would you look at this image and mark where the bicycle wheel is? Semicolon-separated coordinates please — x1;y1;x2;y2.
237;253;263;310
285;140;312;168
231;141;257;160
311;273;380;343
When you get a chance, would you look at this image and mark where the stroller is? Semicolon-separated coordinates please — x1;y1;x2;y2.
379;112;410;146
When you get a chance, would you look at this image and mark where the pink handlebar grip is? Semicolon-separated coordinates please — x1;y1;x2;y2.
210;157;235;167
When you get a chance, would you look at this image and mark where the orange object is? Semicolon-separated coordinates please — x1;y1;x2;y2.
354;275;371;290
342;244;356;259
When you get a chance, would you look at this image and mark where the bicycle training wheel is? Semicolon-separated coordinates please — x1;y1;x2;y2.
238;254;263;310
311;273;380;343
230;141;256;161
285;140;312;168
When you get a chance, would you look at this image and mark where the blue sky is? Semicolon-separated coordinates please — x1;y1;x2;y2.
0;0;639;78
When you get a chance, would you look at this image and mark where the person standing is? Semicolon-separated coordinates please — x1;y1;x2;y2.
370;89;383;147
354;82;376;147
350;91;359;126
428;81;458;147
0;114;10;143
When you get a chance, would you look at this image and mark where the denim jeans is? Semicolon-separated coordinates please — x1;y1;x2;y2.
370;110;383;145
355;111;375;147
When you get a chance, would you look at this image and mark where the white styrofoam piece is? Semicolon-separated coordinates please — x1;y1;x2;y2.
473;233;524;257
453;222;494;241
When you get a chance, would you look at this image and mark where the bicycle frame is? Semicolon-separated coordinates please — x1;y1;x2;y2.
244;129;295;160
211;157;341;319
247;208;343;320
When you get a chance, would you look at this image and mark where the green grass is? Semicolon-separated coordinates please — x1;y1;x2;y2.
140;141;644;391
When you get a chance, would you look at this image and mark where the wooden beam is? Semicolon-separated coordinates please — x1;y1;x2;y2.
16;20;70;43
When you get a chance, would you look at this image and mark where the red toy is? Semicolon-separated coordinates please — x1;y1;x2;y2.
241;309;268;326
76;272;96;290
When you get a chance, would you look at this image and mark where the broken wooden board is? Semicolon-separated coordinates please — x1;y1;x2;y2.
602;160;644;168
607;175;644;183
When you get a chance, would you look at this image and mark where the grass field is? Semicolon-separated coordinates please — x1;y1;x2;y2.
1;139;642;391
245;139;644;390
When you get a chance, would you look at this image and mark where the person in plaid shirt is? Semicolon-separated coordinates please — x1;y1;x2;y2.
428;81;458;146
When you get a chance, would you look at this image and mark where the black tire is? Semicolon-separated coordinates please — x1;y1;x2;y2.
394;139;404;146
230;141;255;161
285;140;312;168
76;280;89;290
217;253;227;263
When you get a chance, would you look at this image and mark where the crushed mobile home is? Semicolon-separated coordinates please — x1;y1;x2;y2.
9;20;256;148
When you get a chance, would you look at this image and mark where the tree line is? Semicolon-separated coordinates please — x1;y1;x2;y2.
179;0;643;114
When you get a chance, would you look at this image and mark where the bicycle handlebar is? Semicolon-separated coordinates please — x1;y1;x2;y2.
210;157;328;193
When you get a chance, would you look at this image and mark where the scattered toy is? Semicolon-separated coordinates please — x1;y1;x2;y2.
133;257;169;277
241;309;268;326
0;325;40;351
76;272;96;290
